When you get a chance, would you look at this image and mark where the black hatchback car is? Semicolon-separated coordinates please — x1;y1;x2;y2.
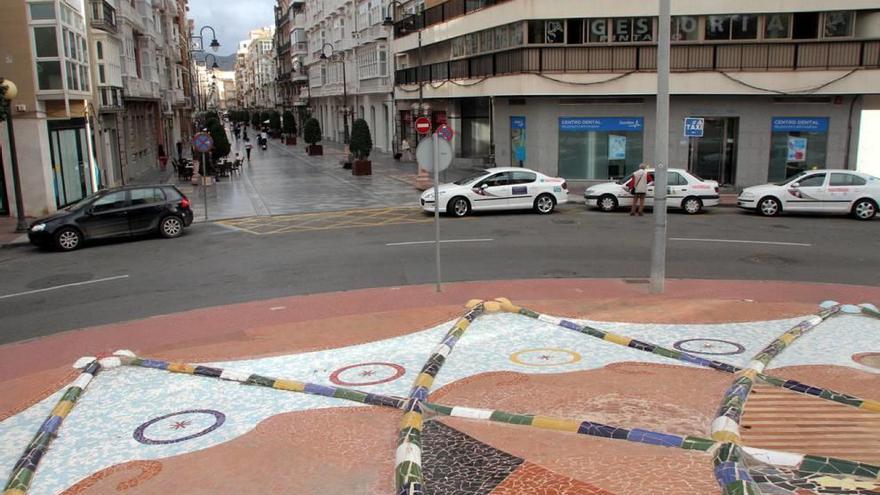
28;185;194;251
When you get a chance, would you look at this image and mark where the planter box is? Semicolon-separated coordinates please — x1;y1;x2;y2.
285;136;297;145
352;160;372;176
307;144;323;156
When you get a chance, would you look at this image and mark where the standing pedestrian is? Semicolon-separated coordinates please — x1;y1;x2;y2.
630;163;649;216
245;141;253;162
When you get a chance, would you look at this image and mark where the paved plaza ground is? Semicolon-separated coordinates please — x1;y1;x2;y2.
1;279;878;494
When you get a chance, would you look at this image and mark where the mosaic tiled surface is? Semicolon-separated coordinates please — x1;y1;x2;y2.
2;299;879;494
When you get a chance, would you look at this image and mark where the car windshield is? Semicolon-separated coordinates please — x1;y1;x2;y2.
453;170;489;185
774;171;809;186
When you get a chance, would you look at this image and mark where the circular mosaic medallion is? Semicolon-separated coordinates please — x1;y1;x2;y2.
134;409;225;445
673;338;745;356
329;362;406;386
509;348;582;367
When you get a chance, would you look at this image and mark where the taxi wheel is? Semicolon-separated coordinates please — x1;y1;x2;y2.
598;194;618;212
448;197;470;217
758;197;781;217
534;194;556;214
682;197;703;214
852;198;877;220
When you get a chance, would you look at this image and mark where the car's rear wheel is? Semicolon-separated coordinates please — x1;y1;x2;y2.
852;198;877;220
758;197;781;217
682;197;703;214
159;215;184;238
598;194;618;212
54;227;82;251
534;194;556;214
448;196;470;217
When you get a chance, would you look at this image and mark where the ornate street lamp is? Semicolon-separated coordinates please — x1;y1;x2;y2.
0;79;28;232
320;42;349;144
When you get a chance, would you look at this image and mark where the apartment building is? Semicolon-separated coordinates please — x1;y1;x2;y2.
234;27;277;110
1;0;98;216
301;0;395;152
274;0;310;125
391;0;880;186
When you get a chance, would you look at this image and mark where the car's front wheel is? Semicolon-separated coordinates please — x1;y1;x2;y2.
682;197;703;214
159;215;184;238
852;198;877;220
534;194;556;214
758;197;781;217
54;227;82;251
598;194;618;212
447;197;470;217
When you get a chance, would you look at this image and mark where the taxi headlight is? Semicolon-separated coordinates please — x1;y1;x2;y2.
739;192;755;200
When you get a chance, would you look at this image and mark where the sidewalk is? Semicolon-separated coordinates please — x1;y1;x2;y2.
0;216;29;248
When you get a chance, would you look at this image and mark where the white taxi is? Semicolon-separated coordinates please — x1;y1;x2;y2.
738;169;879;220
419;167;568;217
584;168;720;214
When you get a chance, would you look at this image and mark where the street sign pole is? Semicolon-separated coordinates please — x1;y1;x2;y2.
650;0;671;294
202;151;208;222
433;131;441;293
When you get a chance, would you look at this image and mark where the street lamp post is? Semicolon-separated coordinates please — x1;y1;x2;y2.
320;42;349;144
189;25;222;114
1;79;28;232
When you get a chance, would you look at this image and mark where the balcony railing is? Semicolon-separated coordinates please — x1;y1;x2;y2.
97;86;124;112
395;40;880;84
393;0;513;38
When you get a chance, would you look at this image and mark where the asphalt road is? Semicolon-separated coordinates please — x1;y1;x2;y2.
0;205;878;344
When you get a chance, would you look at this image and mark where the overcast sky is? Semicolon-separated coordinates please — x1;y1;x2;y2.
187;0;274;56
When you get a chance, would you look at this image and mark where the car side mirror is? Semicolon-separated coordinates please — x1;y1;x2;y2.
85;207;94;215
480;184;488;190
790;182;800;188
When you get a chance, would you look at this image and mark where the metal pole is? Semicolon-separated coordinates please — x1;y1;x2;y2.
432;131;441;292
341;54;349;144
650;0;671;294
5;101;28;232
83;101;99;193
417;30;423;115
202;151;208;222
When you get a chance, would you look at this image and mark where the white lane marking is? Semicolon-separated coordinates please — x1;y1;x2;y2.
669;238;811;247
0;275;130;301
269;306;286;311
385;238;494;247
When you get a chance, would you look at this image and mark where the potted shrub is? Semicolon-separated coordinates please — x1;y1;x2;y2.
304;118;322;155
349;119;373;176
282;111;297;145
250;110;261;130
269;110;281;138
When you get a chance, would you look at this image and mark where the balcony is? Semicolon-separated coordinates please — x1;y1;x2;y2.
395;39;880;84
97;86;124;112
393;0;513;38
357;76;391;94
292;42;308;56
89;0;118;34
356;24;389;46
123;75;161;100
169;88;186;106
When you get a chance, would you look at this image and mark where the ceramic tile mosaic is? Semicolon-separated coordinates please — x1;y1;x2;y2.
2;298;879;495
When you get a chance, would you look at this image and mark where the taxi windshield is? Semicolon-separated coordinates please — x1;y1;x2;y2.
453;170;489;185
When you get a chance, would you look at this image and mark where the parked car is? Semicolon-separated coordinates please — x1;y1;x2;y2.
584;168;720;214
28;185;194;251
419;167;568;217
737;169;879;220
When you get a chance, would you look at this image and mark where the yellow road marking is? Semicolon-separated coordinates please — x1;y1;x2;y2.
216;207;441;235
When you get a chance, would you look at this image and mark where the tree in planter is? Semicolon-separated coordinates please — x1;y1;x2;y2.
349;119;373;175
260;111;272;129
251;110;261;129
269;110;281;137
303;118;322;155
282;110;297;144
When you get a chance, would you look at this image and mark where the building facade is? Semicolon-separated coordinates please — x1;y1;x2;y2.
299;0;395;152
391;0;880;186
2;0;99;217
233;27;277;110
274;0;310;126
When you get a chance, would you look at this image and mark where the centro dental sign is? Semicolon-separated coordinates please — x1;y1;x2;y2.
771;117;829;133
559;117;645;132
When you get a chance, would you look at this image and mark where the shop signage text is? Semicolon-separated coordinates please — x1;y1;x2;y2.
559;117;644;132
771;117;829;133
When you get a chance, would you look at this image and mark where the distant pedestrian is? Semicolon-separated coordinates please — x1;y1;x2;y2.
245;143;252;162
629;163;649;216
400;139;412;162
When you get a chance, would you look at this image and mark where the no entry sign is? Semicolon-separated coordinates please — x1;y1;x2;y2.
415;117;431;135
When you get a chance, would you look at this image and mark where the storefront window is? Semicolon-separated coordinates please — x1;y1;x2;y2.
587;19;608;42
558;117;645;180
768;117;829;182
672;16;699;41
528;20;565;44
706;15;758;40
823;11;854;38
